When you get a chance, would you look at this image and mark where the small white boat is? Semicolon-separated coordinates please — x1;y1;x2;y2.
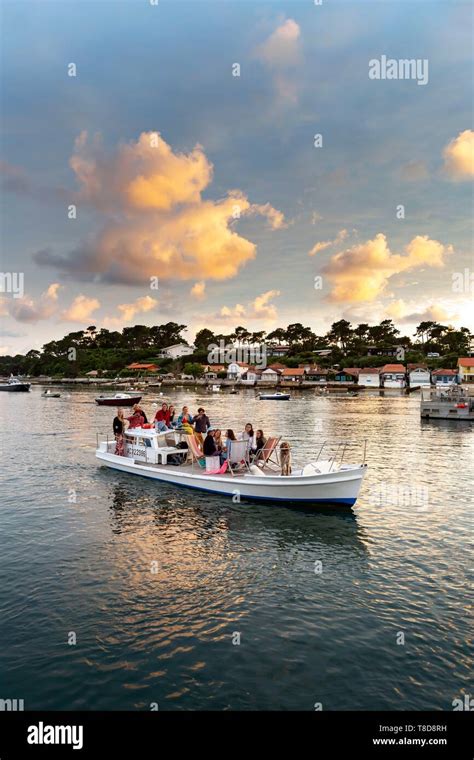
258;392;290;400
211;384;221;392
96;429;367;507
42;389;61;398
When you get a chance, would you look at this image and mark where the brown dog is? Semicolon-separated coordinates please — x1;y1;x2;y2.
280;441;292;476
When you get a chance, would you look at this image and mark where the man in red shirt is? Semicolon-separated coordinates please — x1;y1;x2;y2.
154;402;171;431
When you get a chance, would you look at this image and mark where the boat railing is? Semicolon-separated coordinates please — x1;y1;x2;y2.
314;439;368;470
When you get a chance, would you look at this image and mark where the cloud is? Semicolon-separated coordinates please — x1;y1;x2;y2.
255;19;301;103
442;130;474;180
2;282;61;323
61;294;100;322
103;295;158;327
400;160;429;182
255;19;301;68
385;299;459;324
190;281;206;300
323;233;451;303
309;229;348;256
210;290;281;323
34;132;284;285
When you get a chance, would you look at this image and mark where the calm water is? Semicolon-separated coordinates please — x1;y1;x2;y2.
0;387;472;710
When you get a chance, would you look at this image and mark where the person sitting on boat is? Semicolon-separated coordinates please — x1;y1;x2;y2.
220;429;236;463
193;407;210;445
177;405;193;428
154;402;171;432
250;429;266;460
168;404;177;428
113;408;126;455
241;423;256;448
126;406;143;429
213;429;224;453
203;429;218;457
136;404;148;424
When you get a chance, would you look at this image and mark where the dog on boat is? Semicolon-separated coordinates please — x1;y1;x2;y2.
279;441;292;476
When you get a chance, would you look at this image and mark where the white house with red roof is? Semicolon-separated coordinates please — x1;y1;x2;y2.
458;357;474;384
431;369;458;387
381;364;406;388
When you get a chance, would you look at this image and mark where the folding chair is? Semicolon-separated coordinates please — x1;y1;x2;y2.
253;436;281;471
185;434;206;468
227;439;251;476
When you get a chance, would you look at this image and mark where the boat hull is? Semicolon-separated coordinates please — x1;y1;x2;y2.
258;394;291;400
95;450;366;506
0;383;30;392
95;395;142;406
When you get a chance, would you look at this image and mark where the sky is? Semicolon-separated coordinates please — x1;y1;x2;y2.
0;0;473;355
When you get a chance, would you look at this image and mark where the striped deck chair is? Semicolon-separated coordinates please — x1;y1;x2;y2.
253;436;281;470
227;439;251;476
184;434;205;468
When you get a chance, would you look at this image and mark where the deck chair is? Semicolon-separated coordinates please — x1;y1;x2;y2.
185;434;206;468
227;439;251;476
253;436;281;470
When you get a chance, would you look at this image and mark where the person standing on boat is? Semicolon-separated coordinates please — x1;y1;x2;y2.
154;402;171;432
193;407;210;445
113;408;126;455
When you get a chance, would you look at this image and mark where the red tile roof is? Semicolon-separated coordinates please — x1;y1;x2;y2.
458;358;474;367
408;364;428;371
126;363;159;370
381;364;406;373
281;367;305;376
432;368;457;376
342;368;361;375
359;367;381;374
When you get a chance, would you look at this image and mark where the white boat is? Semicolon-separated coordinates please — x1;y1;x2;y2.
211;384;221;392
420;385;474;421
95;428;367;507
42;389;61;398
258;392;291;400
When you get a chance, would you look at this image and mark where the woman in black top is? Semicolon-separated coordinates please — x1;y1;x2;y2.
113;408;126;455
251;429;266;461
203;430;218;456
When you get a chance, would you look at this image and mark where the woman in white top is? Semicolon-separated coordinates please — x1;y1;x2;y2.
241;422;256;449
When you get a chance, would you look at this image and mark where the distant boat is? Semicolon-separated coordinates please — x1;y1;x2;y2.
258;392;290;400
420;385;474;421
229;387;237;394
211;384;221;392
96;393;142;407
42;389;61;398
0;376;30;392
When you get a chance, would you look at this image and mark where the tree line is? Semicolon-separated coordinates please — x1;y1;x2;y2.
0;319;471;377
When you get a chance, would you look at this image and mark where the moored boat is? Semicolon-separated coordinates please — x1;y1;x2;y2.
95;393;142;407
0;376;30;392
42;389;61;398
96;428;367;506
258;392;291;400
420;385;474;421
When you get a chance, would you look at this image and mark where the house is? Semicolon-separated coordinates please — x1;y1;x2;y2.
241;367;262;384
407;364;431;388
457;357;474;384
333;368;361;384
202;364;225;380
267;345;290;357
158;344;195;360
431;369;458;387
281;367;305;383
381;364;406;388
304;367;329;383
367;346;405;357
227;362;248;381
358;368;381;387
126;362;159;373
259;367;281;384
